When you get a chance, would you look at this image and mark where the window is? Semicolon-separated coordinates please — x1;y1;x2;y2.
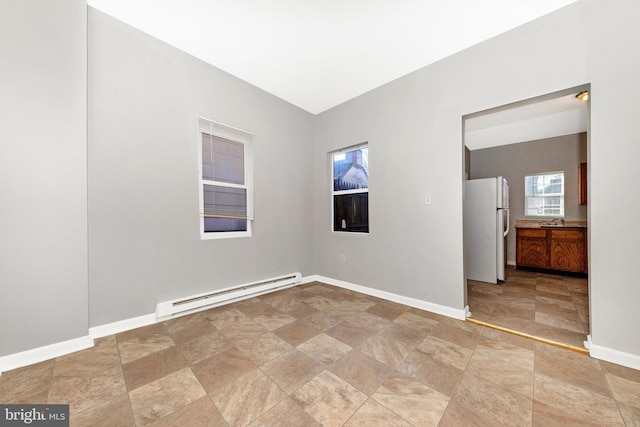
525;171;564;217
198;118;253;239
332;144;369;233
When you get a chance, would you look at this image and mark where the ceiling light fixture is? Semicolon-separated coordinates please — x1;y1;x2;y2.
576;91;589;102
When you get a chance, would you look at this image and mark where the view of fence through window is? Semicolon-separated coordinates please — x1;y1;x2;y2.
525;171;564;216
332;146;369;232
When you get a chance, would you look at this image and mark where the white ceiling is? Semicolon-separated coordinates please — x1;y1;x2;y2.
87;0;578;115
465;93;589;150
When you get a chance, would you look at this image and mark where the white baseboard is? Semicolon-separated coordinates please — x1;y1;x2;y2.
588;338;640;371
89;313;156;339
307;275;467;321
0;335;94;375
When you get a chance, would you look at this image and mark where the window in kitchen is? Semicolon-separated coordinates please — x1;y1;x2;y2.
198;117;254;239
524;171;564;217
332;144;369;233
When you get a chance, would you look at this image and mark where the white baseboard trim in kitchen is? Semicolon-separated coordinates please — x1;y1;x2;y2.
89;313;157;340
306;275;467;321
0;335;94;375
588;338;640;371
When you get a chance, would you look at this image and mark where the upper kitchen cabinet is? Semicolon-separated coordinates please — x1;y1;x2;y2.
579;162;587;205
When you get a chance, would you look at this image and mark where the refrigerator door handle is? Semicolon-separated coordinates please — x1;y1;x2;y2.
503;209;510;237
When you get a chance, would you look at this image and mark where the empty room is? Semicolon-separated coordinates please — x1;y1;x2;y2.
1;0;639;425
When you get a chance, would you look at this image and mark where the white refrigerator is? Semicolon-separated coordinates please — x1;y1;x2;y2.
464;177;509;284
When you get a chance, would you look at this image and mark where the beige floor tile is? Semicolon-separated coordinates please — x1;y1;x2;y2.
248;397;321;427
465;351;533;398
117;324;175;365
365;301;408;321
438;398;499;427
605;373;640;409
148;395;226;426
534;323;586;348
230;333;292;365
204;308;250;330
49;337;127;413
535;310;585;333
480;327;535;351
261;349;323;394
326;321;377;348
340;311;390;331
220;317;270;341
372;374;449;426
487;312;536;335
177;330;233;364
211;369;287;426
7;278;638;427
129;368;206;426
298;333;352;365
396;348;463;397
329;350;392;395
299;310;343;331
534;342;610;397
493;300;536;321
427;317;483;350
533;373;625;426
617;401;640;427
252;312;297;331
474;335;534;371
163;313;217;345
416;336;474;371
452;372;532;426
343;398;413;427
273;319;322;346
70;393;135;427
191;347;256;394
360;334;413;369
291;370;367;427
393;312;439;332
0;360;54;404
122;346;189;391
536;295;577;312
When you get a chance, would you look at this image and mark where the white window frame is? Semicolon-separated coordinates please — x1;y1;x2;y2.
331;143;369;234
198;117;254;239
524;171;565;218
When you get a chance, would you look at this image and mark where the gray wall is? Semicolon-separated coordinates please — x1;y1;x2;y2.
88;9;316;326
314;0;640;357
0;0;88;356
469;133;587;264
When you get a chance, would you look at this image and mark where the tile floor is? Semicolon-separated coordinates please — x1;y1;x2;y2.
467;266;589;350
1;281;639;426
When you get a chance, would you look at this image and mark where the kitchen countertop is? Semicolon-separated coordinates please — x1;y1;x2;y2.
515;219;588;229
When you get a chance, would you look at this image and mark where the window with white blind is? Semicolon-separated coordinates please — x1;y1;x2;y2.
332;144;369;233
525;171;564;217
198;118;254;239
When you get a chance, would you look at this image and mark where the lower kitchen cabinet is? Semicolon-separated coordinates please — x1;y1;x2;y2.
516;227;587;274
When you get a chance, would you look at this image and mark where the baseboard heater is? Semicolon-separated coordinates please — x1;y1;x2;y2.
155;272;301;321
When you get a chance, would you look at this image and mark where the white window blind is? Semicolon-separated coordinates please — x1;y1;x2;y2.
198;118;254;237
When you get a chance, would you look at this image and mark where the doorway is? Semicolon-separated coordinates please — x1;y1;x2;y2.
462;85;590;351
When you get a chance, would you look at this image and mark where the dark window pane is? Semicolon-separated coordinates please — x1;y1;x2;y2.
334;193;369;233
204;217;247;233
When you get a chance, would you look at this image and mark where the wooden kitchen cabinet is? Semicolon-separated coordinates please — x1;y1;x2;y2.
516;227;587;274
579;162;587;205
550;229;587;273
516;228;548;268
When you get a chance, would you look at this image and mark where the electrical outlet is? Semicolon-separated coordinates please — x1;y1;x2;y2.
340;254;347;262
